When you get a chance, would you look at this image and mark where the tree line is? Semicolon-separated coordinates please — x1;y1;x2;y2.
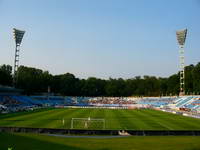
0;63;200;96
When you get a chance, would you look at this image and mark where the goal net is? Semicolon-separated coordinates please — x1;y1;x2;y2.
71;117;105;130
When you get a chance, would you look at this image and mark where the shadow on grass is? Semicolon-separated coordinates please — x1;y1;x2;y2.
1;133;200;150
0;108;52;120
0;132;86;150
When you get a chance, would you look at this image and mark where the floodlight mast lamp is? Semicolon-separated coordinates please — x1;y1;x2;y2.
13;28;25;87
176;29;187;96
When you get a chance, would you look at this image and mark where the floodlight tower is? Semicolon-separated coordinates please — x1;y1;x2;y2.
176;29;187;96
13;28;25;87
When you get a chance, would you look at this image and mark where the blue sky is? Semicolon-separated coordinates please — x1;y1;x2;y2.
0;0;200;79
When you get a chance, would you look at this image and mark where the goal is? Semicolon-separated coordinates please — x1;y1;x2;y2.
71;117;105;130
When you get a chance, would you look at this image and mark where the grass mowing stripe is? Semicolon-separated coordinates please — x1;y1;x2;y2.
142;110;184;129
31;108;94;129
144;109;200;130
1;109;57;121
92;109;105;118
137;110;173;130
108;109;131;130
29;109;77;128
0;108;52;119
0;109;57;127
113;109;139;130
1;108;200;130
4;109;66;127
104;109;122;129
122;110;156;130
129;110;170;130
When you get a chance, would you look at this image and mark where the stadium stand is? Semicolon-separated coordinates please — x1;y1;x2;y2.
1;84;200;117
176;96;194;107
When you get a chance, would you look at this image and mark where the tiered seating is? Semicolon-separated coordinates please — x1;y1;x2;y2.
184;99;200;110
30;96;65;106
2;94;200;112
64;97;73;104
11;96;33;106
138;97;174;107
176;97;194;107
0;95;4;102
75;97;91;106
174;97;185;104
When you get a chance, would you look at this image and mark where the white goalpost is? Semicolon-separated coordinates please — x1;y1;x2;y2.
71;117;105;130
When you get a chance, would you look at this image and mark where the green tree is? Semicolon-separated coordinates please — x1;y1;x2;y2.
0;64;12;86
166;74;179;95
185;64;194;94
17;66;51;94
192;62;200;94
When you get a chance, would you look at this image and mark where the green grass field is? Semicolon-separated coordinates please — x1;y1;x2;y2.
1;132;200;150
1;108;200;150
1;108;200;130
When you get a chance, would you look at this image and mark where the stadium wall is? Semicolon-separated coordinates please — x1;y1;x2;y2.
0;127;200;136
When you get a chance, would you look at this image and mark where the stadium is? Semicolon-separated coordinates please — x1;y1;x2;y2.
1;1;200;150
1;88;200;149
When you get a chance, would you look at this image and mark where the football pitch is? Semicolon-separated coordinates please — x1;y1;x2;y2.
1;108;200;130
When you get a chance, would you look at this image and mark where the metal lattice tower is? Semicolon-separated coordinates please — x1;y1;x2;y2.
13;28;25;87
176;29;187;96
